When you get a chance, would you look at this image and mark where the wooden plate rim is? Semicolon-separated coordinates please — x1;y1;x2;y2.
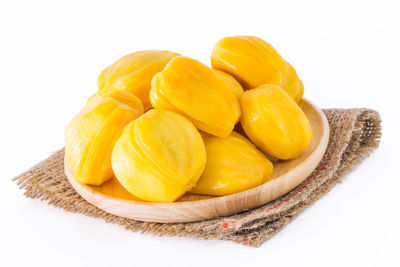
65;98;329;208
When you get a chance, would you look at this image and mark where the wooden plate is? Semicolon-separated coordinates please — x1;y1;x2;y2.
65;98;329;223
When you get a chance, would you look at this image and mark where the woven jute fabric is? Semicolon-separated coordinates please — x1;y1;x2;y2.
13;108;381;247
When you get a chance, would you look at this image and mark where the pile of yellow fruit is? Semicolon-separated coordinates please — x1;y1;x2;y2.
65;36;314;202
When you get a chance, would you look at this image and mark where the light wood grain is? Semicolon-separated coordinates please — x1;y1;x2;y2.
65;98;329;223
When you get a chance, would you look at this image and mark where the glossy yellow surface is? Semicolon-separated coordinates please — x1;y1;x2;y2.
111;109;206;202
65;91;144;185
213;69;244;100
284;61;304;103
93;176;141;201
241;84;313;160
150;56;241;137
211;36;303;102
191;132;273;196
98;50;180;110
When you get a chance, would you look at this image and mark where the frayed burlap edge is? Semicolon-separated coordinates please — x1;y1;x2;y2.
12;108;381;247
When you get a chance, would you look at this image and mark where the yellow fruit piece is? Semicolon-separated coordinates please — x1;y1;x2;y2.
191;132;273;196
111;109;206;202
95;177;142;201
211;36;303;102
213;69;244;100
150;56;241;137
240;84;313;160
284;61;304;103
64;91;144;185
98;50;180;110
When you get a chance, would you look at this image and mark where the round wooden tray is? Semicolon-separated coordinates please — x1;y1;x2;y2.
65;98;329;223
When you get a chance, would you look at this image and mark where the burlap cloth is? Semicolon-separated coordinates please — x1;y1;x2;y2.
13;108;381;247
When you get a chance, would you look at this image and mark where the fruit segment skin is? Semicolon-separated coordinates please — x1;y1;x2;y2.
213;69;244;100
98;50;180;110
150;56;241;138
284;61;304;103
240;84;313;160
211;36;303;102
111;109;206;202
65;91;144;186
191;132;273;196
94;177;142;201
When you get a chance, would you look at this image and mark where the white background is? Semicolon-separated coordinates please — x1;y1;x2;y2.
1;0;399;266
